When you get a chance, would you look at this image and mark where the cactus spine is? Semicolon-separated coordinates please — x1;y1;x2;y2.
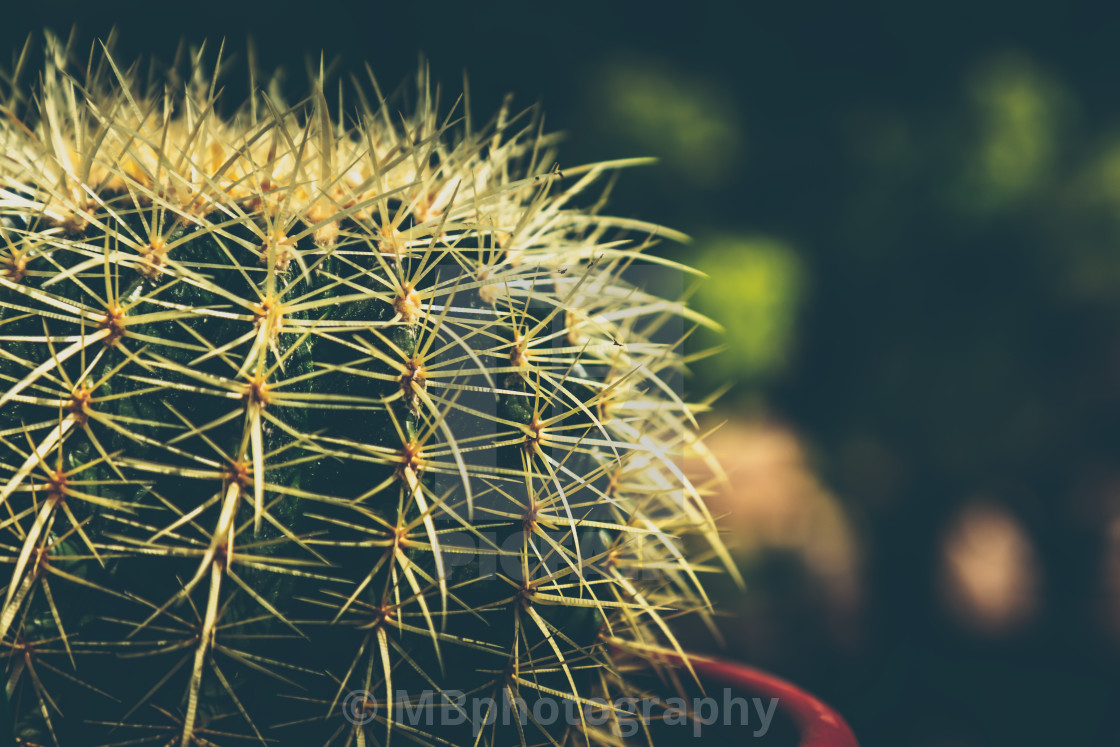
0;34;734;746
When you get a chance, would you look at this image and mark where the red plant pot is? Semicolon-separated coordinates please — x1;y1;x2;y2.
682;653;858;747
627;649;858;746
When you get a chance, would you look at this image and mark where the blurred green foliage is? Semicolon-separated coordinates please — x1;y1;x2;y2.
692;235;804;384
957;53;1069;212
591;57;745;188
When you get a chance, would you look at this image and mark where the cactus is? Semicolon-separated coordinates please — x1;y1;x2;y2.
0;34;736;746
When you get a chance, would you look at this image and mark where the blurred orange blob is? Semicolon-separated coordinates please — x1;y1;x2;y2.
939;504;1038;633
690;420;862;614
1098;511;1120;639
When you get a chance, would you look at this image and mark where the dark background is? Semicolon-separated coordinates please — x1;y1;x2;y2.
6;1;1120;744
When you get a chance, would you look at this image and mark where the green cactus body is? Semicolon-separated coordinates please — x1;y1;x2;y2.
0;35;734;746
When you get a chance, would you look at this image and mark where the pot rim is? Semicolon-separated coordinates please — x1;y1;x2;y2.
641;649;859;747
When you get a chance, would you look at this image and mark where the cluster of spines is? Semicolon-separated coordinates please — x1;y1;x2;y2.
0;33;735;746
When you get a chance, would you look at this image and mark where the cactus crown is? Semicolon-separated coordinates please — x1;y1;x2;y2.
0;33;734;745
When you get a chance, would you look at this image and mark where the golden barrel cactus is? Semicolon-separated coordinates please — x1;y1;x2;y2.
0;33;734;746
